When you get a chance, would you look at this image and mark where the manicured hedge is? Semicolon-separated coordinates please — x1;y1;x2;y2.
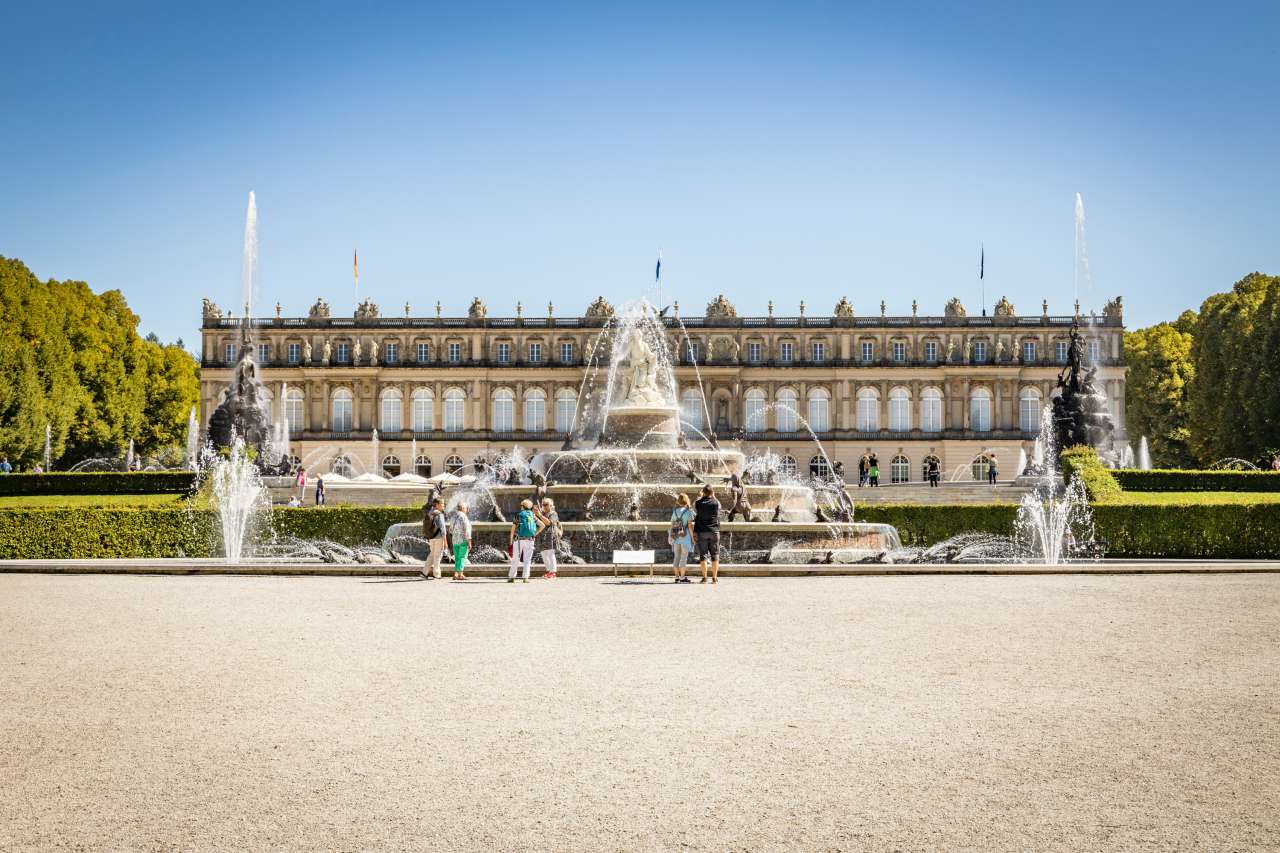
0;501;1276;560
1059;448;1123;502
1112;469;1280;492
0;472;197;496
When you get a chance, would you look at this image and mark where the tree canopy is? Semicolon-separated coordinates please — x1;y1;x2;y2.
0;256;199;469
1123;316;1197;468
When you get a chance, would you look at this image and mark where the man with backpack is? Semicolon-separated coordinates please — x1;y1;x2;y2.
694;484;722;585
423;496;448;580
508;498;543;583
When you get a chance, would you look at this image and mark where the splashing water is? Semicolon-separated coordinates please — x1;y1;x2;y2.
186;408;200;470
1137;436;1151;471
1013;405;1097;563
207;433;269;563
241;191;258;320
1074;192;1092;306
43;423;52;472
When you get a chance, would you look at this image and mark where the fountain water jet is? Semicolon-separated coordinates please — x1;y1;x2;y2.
207;433;269;563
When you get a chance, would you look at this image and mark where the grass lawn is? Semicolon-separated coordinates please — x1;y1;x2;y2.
1109;490;1280;505
0;493;191;508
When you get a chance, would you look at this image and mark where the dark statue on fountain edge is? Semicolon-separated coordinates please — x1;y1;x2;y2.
1050;321;1115;453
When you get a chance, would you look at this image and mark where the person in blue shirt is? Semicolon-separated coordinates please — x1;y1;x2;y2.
669;493;694;583
0;458;11;474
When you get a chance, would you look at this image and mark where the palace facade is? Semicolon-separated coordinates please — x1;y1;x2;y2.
198;293;1127;483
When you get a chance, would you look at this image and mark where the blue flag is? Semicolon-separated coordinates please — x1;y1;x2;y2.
655;253;662;282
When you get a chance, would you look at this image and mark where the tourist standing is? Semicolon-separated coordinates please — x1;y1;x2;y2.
858;455;869;488
694;484;721;584
423;496;448;580
928;458;940;487
669;493;694;583
535;498;561;579
868;457;879;487
0;458;11;474
449;501;472;581
295;467;307;500
988;457;999;485
314;476;325;506
508;498;541;583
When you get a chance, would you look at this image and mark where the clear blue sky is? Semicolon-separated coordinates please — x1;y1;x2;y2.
2;1;1277;346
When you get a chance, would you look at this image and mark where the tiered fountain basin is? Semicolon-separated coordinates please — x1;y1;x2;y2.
383;519;901;564
479;482;817;522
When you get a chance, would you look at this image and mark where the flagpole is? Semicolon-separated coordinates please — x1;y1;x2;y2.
979;242;986;317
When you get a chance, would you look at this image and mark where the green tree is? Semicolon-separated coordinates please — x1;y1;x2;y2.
1124;319;1197;468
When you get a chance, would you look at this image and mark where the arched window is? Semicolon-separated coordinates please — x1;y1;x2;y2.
381;454;401;477
807;388;830;433
890;454;910;484
331;388;353;433
889;387;911;432
492;388;514;433
444;454;464;474
1019;387;1042;433
414;455;432;477
680;388;704;432
555;389;577;434
524;388;546;432
969;388;992;433
443;388;466;433
809;454;832;479
330;454;353;477
776;388;798;433
780;454;798;476
744;388;767;433
921;454;941;480
921;387;943;433
286;454;301;471
380;388;402;433
856;388;879;432
285;388;305;436
971;453;993;481
412;388;434;434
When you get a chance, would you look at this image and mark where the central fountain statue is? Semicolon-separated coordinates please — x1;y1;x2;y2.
1050;321;1114;452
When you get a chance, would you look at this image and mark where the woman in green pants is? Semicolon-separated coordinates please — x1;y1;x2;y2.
449;501;473;580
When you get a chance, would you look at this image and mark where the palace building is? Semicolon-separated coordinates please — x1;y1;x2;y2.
198;293;1127;483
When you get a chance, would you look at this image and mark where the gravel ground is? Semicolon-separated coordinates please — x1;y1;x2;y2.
2;573;1277;852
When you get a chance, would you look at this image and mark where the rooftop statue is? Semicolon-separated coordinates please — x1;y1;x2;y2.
1103;296;1124;320
833;296;855;318
944;297;967;318
354;298;380;321
468;298;487;321
585;296;614;319
705;294;737;319
309;298;331;320
202;298;224;320
994;296;1016;317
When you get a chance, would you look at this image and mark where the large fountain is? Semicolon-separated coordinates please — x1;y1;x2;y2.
386;299;899;564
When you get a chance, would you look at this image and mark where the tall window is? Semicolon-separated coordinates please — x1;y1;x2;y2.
331;455;353;477
447;342;462;363
287;342;301;364
1088;340;1101;363
861;341;874;363
331;389;353;433
924;341;938;363
780;455;798;476
528;343;542;364
809;455;831;479
776;389;798;433
412;388;434;433
381;455;401;477
380;389;402;433
1022;341;1037;363
892;341;906;362
335;342;350;364
443;388;465;432
1055;341;1069;364
1019;387;1042;433
810;342;826;362
492;389;514;432
555;390;577;434
524;389;546;432
416;343;431;364
685;340;700;363
444;454;464;474
414;455;432;477
807;388;830;433
680;389;704;432
779;342;794;363
921;387;943;433
559;342;574;363
856;388;879;432
891;454;910;484
969;388;992;433
496;342;511;364
971;454;994;482
285;389;304;435
972;340;987;363
224;343;235;363
744;388;767;433
385;343;399;364
257;343;270;363
889;387;911;432
747;342;762;363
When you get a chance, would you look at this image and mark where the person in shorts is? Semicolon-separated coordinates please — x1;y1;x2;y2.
693;484;721;584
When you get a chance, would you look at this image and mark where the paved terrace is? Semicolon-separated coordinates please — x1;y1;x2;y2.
3;573;1277;851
